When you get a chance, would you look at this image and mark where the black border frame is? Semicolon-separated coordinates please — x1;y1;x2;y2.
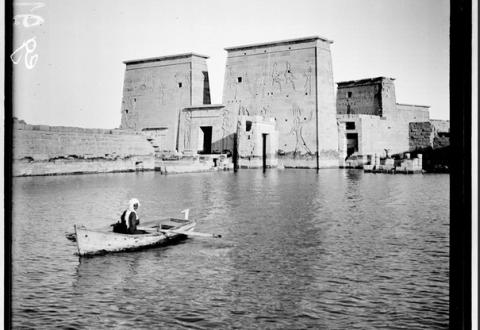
450;0;473;328
3;0;475;329
4;0;13;329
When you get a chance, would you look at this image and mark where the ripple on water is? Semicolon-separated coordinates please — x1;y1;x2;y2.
11;170;449;329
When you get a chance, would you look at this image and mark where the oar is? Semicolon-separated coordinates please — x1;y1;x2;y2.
164;229;221;238
137;226;221;238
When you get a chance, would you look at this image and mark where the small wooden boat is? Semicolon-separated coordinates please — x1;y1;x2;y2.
74;218;197;256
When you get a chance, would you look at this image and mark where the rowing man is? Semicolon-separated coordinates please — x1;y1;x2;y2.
124;198;142;234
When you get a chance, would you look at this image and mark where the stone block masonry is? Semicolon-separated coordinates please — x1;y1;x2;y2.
222;36;339;168
14;157;154;177
337;77;395;117
336;77;432;168
13;120;155;176
408;120;450;172
120;53;212;152
409;122;437;151
409;122;434;151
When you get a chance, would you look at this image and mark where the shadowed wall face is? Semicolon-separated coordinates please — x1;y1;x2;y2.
120;54;211;151
221;37;338;163
336;77;397;117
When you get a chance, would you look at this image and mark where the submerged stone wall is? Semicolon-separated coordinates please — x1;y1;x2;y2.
13;120;155;176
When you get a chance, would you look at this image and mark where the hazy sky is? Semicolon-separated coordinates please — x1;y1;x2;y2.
12;0;450;128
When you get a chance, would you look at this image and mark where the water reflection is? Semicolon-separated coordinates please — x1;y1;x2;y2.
12;170;449;329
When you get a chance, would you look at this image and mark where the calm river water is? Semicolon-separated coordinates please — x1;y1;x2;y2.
12;169;449;329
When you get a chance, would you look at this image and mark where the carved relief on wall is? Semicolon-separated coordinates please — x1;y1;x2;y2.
183;111;192;150
259;104;272;119
221;108;237;151
156;82;167;106
225;59;306;106
246;72;261;98
303;62;312;95
289;104;313;154
226;66;234;89
123;71;156;96
255;64;268;98
271;62;282;93
337;85;385;115
142;70;154;92
237;103;250;116
226;66;239;99
221;108;236;138
284;62;296;91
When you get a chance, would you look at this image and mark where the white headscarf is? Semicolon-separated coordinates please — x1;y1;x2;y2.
125;198;140;223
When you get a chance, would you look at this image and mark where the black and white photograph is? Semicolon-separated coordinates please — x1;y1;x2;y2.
5;0;475;328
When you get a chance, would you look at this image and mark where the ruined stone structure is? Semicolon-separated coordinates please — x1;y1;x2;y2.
221;36;339;168
13;119;155;176
336;77;431;166
120;53;212;152
409;120;450;151
408;120;450;172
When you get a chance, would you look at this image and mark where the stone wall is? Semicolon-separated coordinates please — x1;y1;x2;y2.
395;103;430;122
409;120;450;151
222;36;339;167
408;121;450;172
410;120;450;151
430;119;450;133
278;151;339;168
409;122;434;151
120;53;211;151
13;120;155;176
14;157;154;177
430;119;450;149
337;77;397;117
336;77;432;167
338;114;413;163
433;135;450;149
